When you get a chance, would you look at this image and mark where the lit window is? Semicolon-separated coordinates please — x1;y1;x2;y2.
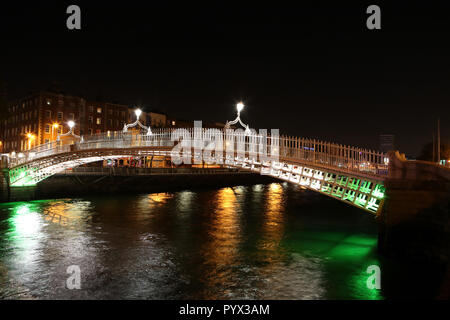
172;121;176;126
96;118;101;125
97;107;102;113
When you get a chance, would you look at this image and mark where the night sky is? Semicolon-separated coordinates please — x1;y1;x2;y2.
1;1;449;156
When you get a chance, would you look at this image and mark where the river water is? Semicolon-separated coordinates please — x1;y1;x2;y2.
0;183;442;299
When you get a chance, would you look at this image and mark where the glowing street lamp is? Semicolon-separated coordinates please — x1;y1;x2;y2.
57;121;80;141
135;108;142;119
123;107;152;135
237;102;244;113
26;133;35;150
225;101;251;134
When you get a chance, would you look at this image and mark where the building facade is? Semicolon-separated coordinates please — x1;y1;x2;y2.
0;91;182;154
146;111;167;128
84;101;129;135
0;91;85;153
0;92;133;153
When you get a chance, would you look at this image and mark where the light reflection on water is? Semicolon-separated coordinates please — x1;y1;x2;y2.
0;183;386;299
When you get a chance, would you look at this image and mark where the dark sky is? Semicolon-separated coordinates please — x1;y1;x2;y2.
1;1;449;156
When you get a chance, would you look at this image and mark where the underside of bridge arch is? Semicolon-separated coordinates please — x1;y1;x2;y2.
8;148;175;188
237;159;386;215
9;155;139;187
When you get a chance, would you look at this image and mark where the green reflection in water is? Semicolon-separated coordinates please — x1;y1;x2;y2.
285;231;382;300
1;202;44;272
8;203;42;238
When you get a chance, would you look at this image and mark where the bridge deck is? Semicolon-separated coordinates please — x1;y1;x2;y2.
2;129;388;214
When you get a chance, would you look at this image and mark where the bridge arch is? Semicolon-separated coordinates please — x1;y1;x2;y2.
4;129;387;215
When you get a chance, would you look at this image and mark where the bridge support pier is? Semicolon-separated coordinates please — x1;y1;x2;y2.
0;169;10;202
377;151;450;264
1;167;38;203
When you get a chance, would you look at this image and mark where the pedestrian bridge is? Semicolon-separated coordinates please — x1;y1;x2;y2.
2;129;388;214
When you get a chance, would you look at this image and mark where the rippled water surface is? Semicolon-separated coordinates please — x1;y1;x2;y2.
0;183;436;299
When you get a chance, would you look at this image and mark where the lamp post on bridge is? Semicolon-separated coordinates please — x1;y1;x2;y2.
57;120;80;142
225;102;252;134
123;108;152;135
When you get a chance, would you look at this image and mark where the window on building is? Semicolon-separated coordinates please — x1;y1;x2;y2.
45;110;51;118
108;109;113;116
88;128;93;135
172;120;176;126
96;118;101;125
57;112;63;121
121;111;125;118
88;116;93;124
97;107;102;114
88;106;94;113
69;113;75;120
45;125;50;133
96;129;101;134
108;119;112;127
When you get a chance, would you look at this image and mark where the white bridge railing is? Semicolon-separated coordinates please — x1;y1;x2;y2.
5;128;389;177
